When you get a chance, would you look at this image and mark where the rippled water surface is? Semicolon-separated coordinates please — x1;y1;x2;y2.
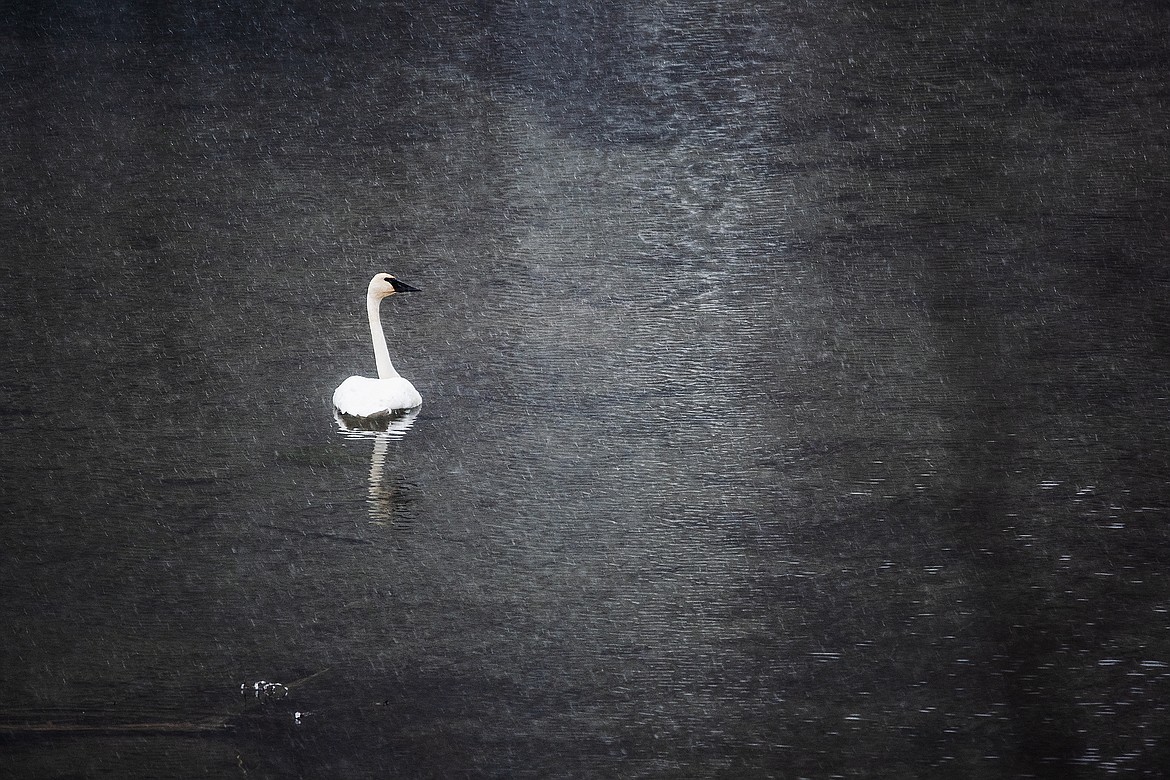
2;2;1168;777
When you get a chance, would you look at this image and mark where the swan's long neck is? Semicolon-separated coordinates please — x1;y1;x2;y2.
366;293;400;380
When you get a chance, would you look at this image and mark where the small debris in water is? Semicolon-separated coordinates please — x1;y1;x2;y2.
242;680;289;701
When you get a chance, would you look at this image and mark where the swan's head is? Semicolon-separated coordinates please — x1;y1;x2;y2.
368;273;420;299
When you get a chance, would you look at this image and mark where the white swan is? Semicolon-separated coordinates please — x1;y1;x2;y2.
333;273;422;420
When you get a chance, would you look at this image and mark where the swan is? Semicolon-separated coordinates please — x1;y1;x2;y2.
333;273;422;421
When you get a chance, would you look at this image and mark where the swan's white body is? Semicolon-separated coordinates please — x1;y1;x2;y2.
333;274;422;419
333;375;421;418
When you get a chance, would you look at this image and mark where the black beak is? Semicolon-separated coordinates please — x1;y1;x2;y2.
391;278;420;293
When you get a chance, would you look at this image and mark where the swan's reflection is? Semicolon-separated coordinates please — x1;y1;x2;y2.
334;408;420;436
335;409;418;525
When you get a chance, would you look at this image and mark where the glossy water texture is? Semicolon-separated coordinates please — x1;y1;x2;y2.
2;2;1169;777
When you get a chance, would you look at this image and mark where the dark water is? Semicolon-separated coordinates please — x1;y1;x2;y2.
2;2;1168;777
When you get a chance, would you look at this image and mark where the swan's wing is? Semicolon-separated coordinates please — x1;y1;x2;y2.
333;376;381;417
